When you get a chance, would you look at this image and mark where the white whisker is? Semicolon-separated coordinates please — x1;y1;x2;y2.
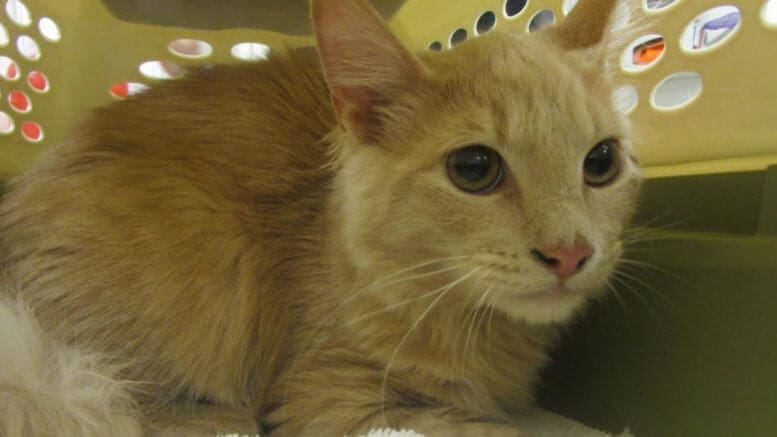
281;256;473;419
485;284;505;349
346;264;468;326
604;279;628;312
454;269;488;361
610;274;663;326
464;282;494;354
380;266;482;424
614;268;671;305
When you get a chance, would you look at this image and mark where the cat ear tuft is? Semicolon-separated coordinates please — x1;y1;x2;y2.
311;0;424;144
546;0;621;50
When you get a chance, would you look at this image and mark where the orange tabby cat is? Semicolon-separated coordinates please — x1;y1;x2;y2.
0;0;640;435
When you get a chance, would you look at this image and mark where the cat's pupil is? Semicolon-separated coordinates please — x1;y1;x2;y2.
446;145;503;193
454;148;491;181
585;143;614;175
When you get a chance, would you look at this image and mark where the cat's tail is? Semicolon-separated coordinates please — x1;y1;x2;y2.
0;294;142;437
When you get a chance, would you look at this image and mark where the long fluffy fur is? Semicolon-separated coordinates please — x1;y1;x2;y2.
0;294;141;437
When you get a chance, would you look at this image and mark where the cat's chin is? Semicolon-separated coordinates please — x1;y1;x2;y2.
501;284;592;325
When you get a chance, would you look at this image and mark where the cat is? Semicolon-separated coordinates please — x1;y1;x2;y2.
0;0;641;435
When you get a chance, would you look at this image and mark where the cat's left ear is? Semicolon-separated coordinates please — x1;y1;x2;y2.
545;0;621;50
311;0;425;144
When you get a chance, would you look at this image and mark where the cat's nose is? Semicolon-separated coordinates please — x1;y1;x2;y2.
531;242;593;279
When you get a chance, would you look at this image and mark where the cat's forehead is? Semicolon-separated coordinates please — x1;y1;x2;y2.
418;31;619;153
422;32;593;92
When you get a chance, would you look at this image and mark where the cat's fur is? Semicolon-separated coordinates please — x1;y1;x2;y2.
0;0;641;435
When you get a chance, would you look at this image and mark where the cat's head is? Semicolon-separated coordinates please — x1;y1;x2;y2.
313;0;641;324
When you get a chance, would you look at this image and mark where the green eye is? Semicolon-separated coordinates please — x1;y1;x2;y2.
583;139;621;187
446;145;504;194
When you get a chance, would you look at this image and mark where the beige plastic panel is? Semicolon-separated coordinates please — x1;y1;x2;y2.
0;0;775;178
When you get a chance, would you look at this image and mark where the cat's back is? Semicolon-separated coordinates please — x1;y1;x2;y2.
3;46;336;245
0;48;336;406
78;47;333;189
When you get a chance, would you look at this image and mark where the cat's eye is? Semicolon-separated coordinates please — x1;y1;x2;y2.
583;139;621;187
446;145;504;194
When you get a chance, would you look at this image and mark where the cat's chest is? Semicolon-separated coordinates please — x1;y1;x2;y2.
398;335;551;418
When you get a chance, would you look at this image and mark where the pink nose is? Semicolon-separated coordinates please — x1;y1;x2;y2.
531;242;593;279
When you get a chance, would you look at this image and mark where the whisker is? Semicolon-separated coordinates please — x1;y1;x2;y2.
483;284;505;361
618;257;690;287
455;269;488;342
486;285;505;346
369;257;473;286
464;283;494;354
604;279;628;313
610;274;659;322
281;256;473;417
612;273;668;329
621;227;688;248
617;257;657;269
346;264;468;326
470;283;499;356
380;266;482;423
614;268;671;306
454;268;492;359
623;214;687;235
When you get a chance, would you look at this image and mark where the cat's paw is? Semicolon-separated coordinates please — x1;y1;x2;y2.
423;422;523;437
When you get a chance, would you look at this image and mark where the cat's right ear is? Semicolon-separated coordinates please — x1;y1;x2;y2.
311;0;424;144
546;0;620;50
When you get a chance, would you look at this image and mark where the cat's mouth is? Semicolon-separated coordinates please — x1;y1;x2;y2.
478;268;591;301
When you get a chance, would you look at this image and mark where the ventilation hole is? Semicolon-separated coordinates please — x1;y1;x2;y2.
651;72;703;110
0;111;14;134
21;120;41;142
449;28;467;47
563;0;579;15
681;6;741;52
762;0;777;27
8;89;30;113
0;22;8;46
230;42;271;61
504;0;528;18
528;9;555;33
168;39;213;59
16;35;40;61
0;55;19;80
5;0;31;27
428;41;442;51
26;70;47;92
475;11;496;35
109;81;149;99
645;0;679;11
612;85;639;114
38;17;61;42
621;34;665;72
139;61;183;80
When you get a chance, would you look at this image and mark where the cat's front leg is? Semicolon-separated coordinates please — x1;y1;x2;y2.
267;403;522;437
144;403;259;436
375;407;524;437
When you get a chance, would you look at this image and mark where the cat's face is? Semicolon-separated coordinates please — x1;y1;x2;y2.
333;31;641;325
314;0;641;324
